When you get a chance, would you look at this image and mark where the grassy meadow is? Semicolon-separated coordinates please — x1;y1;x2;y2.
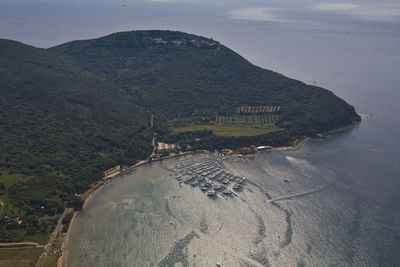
0;247;42;267
171;114;282;136
172;124;281;137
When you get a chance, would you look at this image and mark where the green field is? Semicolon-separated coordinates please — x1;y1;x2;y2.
167;117;205;127
170;114;281;136
172;124;281;137
0;171;26;189
216;114;279;128
42;254;58;267
0;247;42;267
0;170;61;244
0;171;27;218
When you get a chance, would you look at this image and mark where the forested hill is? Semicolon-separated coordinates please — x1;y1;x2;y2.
50;30;360;134
0;38;153;238
0;38;153;181
0;30;359;242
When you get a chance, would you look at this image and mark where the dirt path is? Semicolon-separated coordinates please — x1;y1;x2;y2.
0;242;43;248
0;200;4;216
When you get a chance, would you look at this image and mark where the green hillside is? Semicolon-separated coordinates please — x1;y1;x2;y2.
0;30;360;242
51;30;360;137
0;39;152;242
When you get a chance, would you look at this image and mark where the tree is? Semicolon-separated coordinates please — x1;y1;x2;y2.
67;196;83;211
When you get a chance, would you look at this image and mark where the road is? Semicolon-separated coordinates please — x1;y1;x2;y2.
150;114;157;158
36;208;69;267
0;241;43;247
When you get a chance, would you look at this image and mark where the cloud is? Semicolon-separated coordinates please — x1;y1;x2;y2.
311;3;400;22
313;3;357;11
227;7;291;23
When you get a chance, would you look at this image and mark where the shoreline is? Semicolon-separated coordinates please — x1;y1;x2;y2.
57;150;205;267
270;137;310;152
58;121;359;267
318;121;361;137
267;121;360;153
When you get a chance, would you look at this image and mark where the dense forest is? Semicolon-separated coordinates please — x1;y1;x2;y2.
0;30;360;241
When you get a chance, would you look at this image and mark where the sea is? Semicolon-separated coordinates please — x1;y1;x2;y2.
1;0;399;266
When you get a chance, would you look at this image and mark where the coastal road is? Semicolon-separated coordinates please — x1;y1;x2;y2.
36;208;69;267
150;113;157;158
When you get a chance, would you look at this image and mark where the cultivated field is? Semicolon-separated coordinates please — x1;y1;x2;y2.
170;114;281;136
215;114;279;128
0;247;42;267
172;125;281;137
167;117;205;127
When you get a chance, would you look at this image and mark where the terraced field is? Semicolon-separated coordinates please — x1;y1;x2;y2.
167;117;205;128
215;114;279;128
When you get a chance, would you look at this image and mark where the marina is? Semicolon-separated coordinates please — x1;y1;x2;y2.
172;155;249;199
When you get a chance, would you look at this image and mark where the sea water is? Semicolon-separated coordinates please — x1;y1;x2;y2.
67;128;400;266
2;0;399;266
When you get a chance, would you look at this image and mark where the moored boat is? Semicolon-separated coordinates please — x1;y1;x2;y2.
222;190;231;195
213;184;223;190
207;190;216;196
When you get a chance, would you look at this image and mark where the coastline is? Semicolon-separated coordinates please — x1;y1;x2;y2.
267;121;360;153
57;150;205;267
318;121;361;137
57;121;359;267
271;137;310;152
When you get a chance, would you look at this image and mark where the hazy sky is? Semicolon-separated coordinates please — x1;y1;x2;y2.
1;0;399;48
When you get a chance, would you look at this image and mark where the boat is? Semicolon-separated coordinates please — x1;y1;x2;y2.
222;190;231;195
207;190;216;196
213;184;223;190
233;183;240;190
184;176;195;183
